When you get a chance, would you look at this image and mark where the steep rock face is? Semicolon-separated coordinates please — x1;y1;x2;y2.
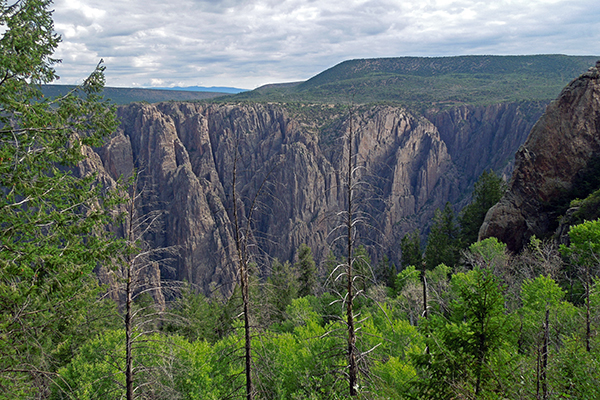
93;103;462;294
426;102;546;183
480;62;600;251
93;100;542;295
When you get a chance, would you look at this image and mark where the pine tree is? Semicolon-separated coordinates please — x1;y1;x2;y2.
295;243;317;297
0;0;120;396
267;259;298;322
401;229;423;268
425;203;460;269
459;170;506;246
413;267;511;398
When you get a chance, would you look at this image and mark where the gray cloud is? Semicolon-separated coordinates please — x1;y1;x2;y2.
51;0;600;89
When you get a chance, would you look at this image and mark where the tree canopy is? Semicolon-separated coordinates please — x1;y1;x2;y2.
459;170;507;246
0;0;121;396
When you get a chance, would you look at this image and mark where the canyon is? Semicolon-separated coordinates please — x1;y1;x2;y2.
88;100;544;295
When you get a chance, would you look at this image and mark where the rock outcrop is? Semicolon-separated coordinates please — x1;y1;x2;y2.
91;100;541;295
480;61;600;251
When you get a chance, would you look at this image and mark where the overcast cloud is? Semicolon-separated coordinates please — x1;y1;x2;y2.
51;0;600;89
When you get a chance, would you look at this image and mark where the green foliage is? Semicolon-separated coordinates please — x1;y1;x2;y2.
267;259;299;322
561;218;600;267
3;3;600;398
517;275;579;356
468;237;508;274
459;170;507;246
0;0;121;396
295;243;317;297
53;331;220;400
569;187;600;224
413;267;514;399
47;256;600;399
162;284;223;343
550;336;600;399
424;203;460;269
395;265;421;295
374;254;396;289
400;229;422;269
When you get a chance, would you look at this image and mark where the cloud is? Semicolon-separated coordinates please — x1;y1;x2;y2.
50;0;600;88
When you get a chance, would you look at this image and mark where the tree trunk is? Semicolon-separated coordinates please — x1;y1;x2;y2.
232;153;253;400
125;189;135;400
422;262;428;320
346;111;358;397
586;264;591;353
125;264;134;400
536;308;549;400
422;261;429;355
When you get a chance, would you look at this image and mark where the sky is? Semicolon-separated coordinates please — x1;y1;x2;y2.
51;0;600;90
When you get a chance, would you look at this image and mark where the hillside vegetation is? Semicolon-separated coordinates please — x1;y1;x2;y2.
232;55;598;107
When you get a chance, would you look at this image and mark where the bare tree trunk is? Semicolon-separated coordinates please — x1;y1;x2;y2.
345;111;358;397
422;261;428;320
536;341;540;399
536;308;550;400
586;264;591;353
125;263;134;400
125;188;136;400
422;261;429;356
117;176;175;400
232;152;253;400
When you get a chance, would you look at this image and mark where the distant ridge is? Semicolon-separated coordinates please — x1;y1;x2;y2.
231;54;599;107
153;86;248;94
41;85;232;105
299;55;596;88
43;55;599;106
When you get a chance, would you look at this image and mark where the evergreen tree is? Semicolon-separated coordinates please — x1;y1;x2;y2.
400;229;423;268
295;243;317;297
0;0;120;396
162;284;222;343
459;170;507;246
267;259;298;322
413;267;513;398
375;254;396;289
425;203;460;269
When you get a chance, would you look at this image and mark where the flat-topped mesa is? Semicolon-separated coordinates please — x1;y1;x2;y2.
479;61;600;252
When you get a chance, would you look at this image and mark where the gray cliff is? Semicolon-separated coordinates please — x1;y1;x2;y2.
91;101;542;295
480;62;600;251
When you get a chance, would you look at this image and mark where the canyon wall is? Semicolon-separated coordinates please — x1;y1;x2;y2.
91;101;543;295
480;62;600;251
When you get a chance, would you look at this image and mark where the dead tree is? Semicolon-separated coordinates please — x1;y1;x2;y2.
231;149;254;400
344;108;359;397
229;141;280;400
112;174;179;400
